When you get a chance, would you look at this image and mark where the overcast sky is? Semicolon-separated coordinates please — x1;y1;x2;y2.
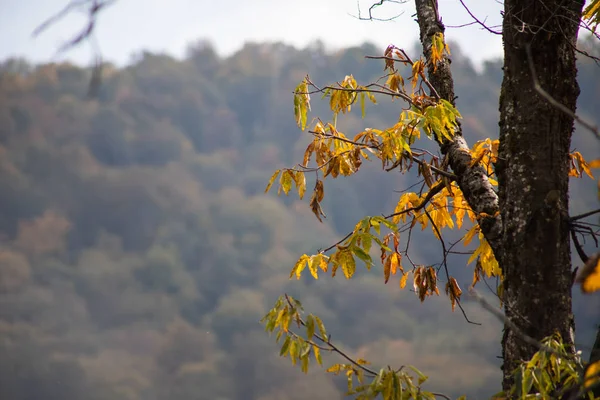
1;0;505;68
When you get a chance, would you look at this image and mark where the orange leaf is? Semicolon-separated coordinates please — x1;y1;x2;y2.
576;252;600;293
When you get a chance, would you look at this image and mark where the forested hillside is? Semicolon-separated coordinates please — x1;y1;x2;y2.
0;38;598;399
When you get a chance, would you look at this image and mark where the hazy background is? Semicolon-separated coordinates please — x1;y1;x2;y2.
1;0;504;67
0;1;599;400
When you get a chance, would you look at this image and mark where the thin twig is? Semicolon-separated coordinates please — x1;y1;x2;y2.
470;288;576;360
352;0;407;21
424;208;480;325
284;294;379;376
457;0;501;34
364;53;442;100
571;208;600;222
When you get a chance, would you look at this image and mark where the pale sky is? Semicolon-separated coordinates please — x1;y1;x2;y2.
0;0;504;67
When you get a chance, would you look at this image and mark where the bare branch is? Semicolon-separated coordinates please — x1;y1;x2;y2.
33;0;117;98
284;294;379;376
570;208;600;222
457;0;502;35
351;0;408;22
469;288;577;361
34;0;116;53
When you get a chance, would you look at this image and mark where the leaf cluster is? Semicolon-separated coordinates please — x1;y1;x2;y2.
261;295;455;400
498;333;600;399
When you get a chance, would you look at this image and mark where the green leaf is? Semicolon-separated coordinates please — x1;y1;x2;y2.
306;314;316;339
360;233;372;254
522;369;533;396
408;365;428;385
372;236;391;252
352;246;373;268
301;354;309;373
280;336;291;357
300;340;311;358
371;219;381;235
290;297;303;310
289;339;299;365
392;372;402;399
264;314;276;332
372;216;397;232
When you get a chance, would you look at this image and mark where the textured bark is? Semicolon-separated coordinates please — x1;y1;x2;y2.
497;0;584;391
587;323;600;398
414;0;503;252
414;0;585;394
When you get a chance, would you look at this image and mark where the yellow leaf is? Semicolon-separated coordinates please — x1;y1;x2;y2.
453;189;469;229
584;359;600;391
313;345;323;366
411;59;423;91
472;233;500;278
383;255;391;284
584;0;600;29
265;170;281;193
290;254;310;280
399;272;409;289
316;254;328;272
279;170;293;195
294;171;307;199
463;224;479;247
584;0;600;20
340;250;356;279
294;79;311;130
569;151;595;179
303;142;315;167
390;252;399;276
386;73;403;93
326;364;343;374
430;32;449;71
308;255;319;280
445;277;462;312
471;261;482;289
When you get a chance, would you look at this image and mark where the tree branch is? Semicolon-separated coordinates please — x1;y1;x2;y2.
457;0;502;35
414;0;504;259
352;0;408;21
469;289;576;361
284;294;379;376
570;208;600;222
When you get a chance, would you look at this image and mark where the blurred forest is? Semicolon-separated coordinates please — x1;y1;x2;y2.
0;37;599;400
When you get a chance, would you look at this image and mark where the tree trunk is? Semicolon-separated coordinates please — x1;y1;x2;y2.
497;0;584;391
590;325;600;397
